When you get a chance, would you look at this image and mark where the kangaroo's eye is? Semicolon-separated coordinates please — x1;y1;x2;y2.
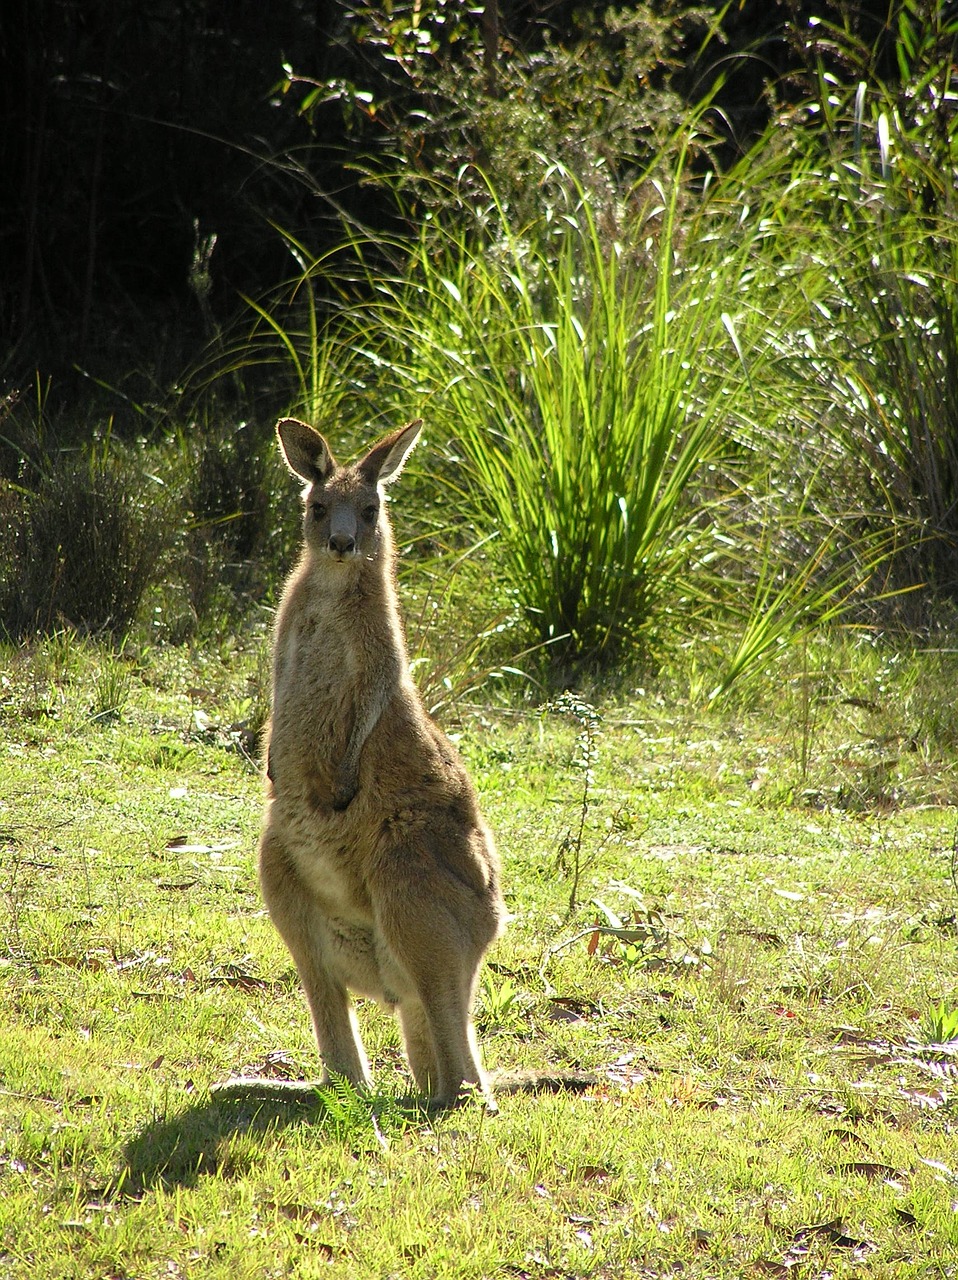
362;505;379;523
311;503;327;521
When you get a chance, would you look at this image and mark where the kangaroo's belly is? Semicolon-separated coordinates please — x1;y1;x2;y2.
265;796;416;1005
274;798;370;917
314;916;410;1005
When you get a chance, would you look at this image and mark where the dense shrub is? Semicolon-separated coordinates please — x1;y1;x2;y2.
0;445;172;641
173;421;277;636
748;3;958;600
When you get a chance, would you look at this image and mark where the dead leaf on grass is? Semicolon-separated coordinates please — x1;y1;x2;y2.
770;1004;797;1019
261;1203;341;1256
119;1055;165;1072
751;1260;791;1278
264;1199;328;1228
892;1207;920;1228
209;964;275;993
519;1252;576;1279
829;1160;905;1182
826;1126;870;1147
602;1051;655;1091
734;927;784;948
240;1052;302;1080
829;1025;868;1045
164;836;236;855
792;1216;876;1255
900;1087;949;1109
546;997;595;1024
566;1213;595;1251
185;686;217;703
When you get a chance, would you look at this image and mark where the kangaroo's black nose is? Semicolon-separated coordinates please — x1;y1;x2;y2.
328;533;355;555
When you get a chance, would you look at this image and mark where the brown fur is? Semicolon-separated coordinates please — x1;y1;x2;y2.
258;417;506;1109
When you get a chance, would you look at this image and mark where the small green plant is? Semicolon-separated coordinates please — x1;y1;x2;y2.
315;1075;410;1147
919;1000;958;1046
478;973;522;1030
89;652;133;723
39;628;80;686
548;692;602;916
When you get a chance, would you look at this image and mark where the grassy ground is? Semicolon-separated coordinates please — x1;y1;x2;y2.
1;630;957;1278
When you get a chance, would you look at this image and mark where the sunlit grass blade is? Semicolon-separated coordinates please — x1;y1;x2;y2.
705;523;904;705
338;157;798;674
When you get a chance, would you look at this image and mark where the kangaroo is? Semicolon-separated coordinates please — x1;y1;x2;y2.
258;416;506;1110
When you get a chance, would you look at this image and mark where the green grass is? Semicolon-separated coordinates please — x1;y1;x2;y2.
323;159;812;675
1;632;957;1277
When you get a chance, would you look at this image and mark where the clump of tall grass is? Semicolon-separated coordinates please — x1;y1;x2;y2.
0;440;173;641
226;84;953;694
751;24;958;605
232;137;913;696
343;158;799;674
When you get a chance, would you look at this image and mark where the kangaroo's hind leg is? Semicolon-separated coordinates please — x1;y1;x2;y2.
397;998;439;1095
376;869;497;1109
412;963;491;1109
258;827;373;1088
396;972;485;1107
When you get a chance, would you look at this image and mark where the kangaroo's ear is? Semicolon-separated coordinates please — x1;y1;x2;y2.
358;419;423;487
276;418;337;483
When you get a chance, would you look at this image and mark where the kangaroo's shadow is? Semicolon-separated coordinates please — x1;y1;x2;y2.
116;1078;426;1197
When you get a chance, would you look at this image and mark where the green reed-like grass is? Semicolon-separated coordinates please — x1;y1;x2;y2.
343;159;796;672
225;108;953;692
743;59;958;602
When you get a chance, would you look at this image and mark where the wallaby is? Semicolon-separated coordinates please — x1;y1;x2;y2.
258;416;506;1110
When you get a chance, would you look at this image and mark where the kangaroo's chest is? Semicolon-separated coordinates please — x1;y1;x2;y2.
274;614;358;716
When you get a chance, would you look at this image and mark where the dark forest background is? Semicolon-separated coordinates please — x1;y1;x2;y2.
0;0;907;425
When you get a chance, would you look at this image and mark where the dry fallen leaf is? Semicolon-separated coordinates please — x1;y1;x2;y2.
829;1160;904;1181
546;997;595;1024
751;1260;791;1278
792;1216;876;1254
892;1206;920;1228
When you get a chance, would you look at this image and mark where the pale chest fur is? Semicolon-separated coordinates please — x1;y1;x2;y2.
270;563;385;759
266;566;395;922
272;609;358;744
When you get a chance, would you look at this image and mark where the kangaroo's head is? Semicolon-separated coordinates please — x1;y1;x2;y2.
276;417;422;566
